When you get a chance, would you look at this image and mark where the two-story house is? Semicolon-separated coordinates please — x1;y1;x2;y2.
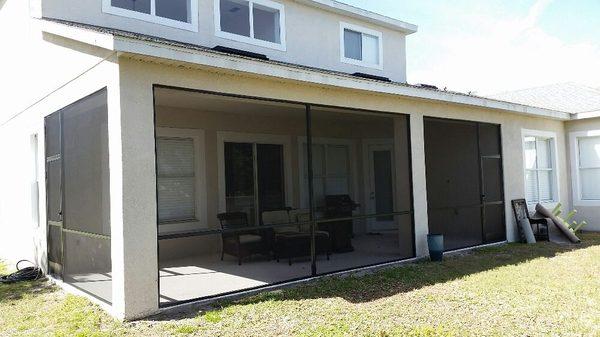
1;0;598;320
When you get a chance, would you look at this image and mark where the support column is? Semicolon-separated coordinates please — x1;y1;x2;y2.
108;67;158;320
409;113;430;257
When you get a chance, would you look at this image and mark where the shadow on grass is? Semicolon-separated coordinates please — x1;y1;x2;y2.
0;277;54;304
151;233;599;321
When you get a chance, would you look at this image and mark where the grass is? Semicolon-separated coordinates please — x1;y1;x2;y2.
1;233;599;337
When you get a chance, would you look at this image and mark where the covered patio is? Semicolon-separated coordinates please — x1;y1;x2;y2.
153;87;415;305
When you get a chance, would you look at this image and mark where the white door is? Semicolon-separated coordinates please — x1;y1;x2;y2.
366;143;396;232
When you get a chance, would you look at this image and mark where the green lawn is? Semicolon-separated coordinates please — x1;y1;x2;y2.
1;233;599;337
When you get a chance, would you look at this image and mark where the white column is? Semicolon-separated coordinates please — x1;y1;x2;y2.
409;113;430;257
108;69;158;320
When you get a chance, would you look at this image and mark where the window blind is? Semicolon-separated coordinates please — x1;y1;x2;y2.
362;34;379;65
157;137;196;223
524;137;554;203
579;136;600;200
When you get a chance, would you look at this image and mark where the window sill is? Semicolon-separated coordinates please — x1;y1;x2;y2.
573;200;600;207
215;30;287;52
341;57;383;70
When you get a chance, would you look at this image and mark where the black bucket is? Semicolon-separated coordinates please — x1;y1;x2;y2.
427;234;444;262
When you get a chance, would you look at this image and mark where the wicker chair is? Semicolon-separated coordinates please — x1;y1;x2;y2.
218;212;269;265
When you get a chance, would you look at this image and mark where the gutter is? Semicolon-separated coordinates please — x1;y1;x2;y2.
40;19;571;121
292;0;418;34
571;110;600;120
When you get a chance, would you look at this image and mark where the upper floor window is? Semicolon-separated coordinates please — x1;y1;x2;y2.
214;0;286;51
522;130;559;205
103;0;199;31
340;22;383;70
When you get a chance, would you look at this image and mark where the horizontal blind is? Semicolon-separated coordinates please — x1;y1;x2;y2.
579;136;600;200
362;33;379;65
579;136;600;168
523;136;554;203
344;29;362;61
525;170;539;202
580;168;600;200
536;138;554;202
157;137;195;223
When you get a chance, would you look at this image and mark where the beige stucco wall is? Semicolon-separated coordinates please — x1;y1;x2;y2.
0;0;116;266
565;117;600;231
114;54;572;317
0;47;120;319
0;0;116;124
41;0;408;82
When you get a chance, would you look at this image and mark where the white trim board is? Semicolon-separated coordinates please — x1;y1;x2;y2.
156;127;207;235
569;130;600;207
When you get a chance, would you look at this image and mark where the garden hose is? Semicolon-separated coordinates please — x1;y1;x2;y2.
0;260;44;284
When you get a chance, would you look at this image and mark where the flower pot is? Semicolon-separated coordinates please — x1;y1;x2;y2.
427;234;444;262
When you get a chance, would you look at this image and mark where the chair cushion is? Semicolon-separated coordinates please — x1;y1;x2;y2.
239;234;262;244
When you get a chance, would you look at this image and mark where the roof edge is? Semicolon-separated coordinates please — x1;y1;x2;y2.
572;110;600;120
293;0;418;34
40;18;569;121
41;18;116;50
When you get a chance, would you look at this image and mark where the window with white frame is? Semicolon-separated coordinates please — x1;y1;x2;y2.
576;135;600;201
302;143;352;207
103;0;198;31
523;133;557;204
156;137;197;223
340;22;383;69
215;0;286;50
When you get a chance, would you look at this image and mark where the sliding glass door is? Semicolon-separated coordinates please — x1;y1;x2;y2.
225;142;286;225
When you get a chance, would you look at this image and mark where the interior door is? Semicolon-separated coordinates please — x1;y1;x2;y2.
366;143;396;232
45;111;63;278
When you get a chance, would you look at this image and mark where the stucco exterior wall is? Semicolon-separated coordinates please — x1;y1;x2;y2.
0;49;120;314
0;0;116;124
112;55;571;317
0;1;137;317
40;0;408;81
0;0;115;264
565;117;600;231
